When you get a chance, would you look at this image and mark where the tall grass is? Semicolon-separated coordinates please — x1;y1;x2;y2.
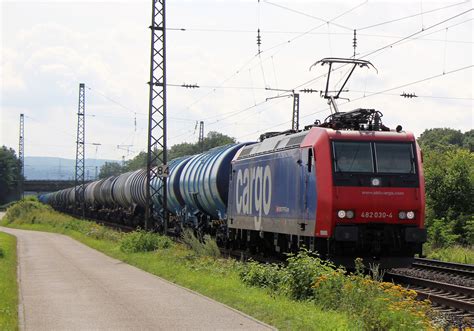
181;228;220;258
424;244;474;264
0;232;18;331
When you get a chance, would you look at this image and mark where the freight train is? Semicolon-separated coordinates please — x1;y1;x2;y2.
39;58;427;268
39;107;426;268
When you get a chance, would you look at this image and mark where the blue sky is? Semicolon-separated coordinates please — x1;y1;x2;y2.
1;0;472;160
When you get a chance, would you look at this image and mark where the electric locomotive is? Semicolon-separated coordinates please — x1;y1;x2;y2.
227;109;426;268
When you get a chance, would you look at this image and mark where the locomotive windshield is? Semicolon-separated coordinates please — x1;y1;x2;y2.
333;141;416;174
333;142;373;172
375;143;415;174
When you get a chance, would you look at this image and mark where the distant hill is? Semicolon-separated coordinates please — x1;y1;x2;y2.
24;157;118;180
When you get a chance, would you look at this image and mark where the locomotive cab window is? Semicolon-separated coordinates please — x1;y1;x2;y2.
375;143;415;174
333;142;373;173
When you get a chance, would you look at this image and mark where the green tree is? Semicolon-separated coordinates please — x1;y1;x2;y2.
0;146;23;204
463;129;474;152
424;148;473;245
98;162;123;179
119;131;236;172
123;151;148;172
418;128;466;151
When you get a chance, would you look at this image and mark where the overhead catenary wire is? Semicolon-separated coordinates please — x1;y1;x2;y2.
236;65;473;140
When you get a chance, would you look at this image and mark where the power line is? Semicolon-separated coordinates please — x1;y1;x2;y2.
358;0;470;30
262;0;357;31
360;8;473;59
236;65;473;140
177;1;370;116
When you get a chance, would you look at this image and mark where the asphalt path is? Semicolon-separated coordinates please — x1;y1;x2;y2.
0;213;273;330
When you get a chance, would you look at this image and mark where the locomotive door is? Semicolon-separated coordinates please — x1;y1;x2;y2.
301;147;314;227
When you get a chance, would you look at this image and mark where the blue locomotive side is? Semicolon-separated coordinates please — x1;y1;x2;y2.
227;146;317;237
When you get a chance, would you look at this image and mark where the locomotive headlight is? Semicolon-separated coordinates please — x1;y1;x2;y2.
346;210;355;219
337;210;346;219
406;211;415;220
371;178;381;186
398;211;407;219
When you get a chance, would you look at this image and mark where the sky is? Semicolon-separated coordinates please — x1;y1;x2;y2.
1;0;472;162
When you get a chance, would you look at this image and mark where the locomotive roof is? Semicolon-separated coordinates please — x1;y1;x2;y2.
305;127;416;144
235;127;416;160
236;131;309;160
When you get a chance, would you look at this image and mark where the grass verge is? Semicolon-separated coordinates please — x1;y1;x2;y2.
0;231;18;331
2;199;436;330
424;244;474;264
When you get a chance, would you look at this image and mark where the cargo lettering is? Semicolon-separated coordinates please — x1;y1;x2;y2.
235;165;272;223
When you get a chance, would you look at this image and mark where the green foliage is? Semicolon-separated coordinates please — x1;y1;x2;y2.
418;128;467;151
101;131;236;173
424;148;473;220
0;146;23;204
425;245;474;264
181;229;220;258
427;219;460;248
239;250;433;330
239;260;284;293
2;198;124;243
123;151;147;172
120;229;172;253
99;161;123;179
421;138;473;248
169;131;236;159
0;232;18;331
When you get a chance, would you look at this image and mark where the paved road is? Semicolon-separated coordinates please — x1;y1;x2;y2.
0;218;273;330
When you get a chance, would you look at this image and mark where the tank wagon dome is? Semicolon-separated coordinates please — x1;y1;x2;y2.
179;143;249;219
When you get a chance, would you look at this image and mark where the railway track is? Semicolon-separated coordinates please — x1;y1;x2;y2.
386;258;474;327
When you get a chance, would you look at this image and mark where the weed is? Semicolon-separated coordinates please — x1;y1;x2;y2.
181;229;220;258
120;229;172;253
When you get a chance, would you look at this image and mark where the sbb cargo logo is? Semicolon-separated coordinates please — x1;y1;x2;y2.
235;165;272;229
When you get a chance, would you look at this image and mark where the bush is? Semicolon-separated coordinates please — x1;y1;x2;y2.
181;229;220;258
238;251;434;330
0;247;4;258
427;218;460;248
120;229;172;253
283;250;337;300
239;260;284;293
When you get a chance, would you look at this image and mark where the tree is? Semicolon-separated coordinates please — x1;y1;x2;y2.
418;128;466;151
0;146;23;204
424;148;473;245
169;131;236;159
98;162;123;179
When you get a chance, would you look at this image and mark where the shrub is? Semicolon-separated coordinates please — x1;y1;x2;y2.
428;218;460;248
0;247;4;258
120;229;172;253
181;229;220;258
239;260;284;293
283;249;337;300
238;251;434;329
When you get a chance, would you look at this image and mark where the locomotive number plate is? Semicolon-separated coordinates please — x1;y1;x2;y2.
360;212;393;218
